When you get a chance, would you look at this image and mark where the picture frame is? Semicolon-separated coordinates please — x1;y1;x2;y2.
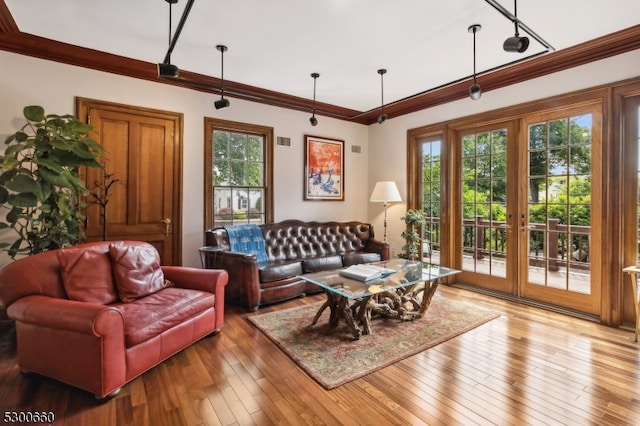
304;135;344;201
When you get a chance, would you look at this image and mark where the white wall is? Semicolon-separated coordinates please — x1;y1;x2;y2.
2;49;639;267
0;51;368;267
367;49;640;256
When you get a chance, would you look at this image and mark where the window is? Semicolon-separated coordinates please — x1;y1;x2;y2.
421;137;442;264
204;118;273;228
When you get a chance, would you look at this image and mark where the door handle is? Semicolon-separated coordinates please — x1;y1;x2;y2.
161;218;171;236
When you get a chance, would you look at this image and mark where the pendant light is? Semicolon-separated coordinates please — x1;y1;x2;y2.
377;69;388;124
214;45;230;109
503;0;530;53
468;24;482;101
309;72;319;126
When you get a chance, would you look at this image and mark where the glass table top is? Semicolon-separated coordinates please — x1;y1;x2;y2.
299;258;460;300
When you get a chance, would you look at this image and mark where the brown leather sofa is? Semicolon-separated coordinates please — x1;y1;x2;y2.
0;240;228;399
205;220;389;311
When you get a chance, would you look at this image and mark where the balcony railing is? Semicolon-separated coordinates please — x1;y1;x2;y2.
423;216;591;271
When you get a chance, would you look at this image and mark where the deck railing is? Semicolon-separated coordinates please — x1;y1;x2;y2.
423;216;591;271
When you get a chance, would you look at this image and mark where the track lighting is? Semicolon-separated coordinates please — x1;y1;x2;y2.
310;72;319;126
215;44;230;110
157;0;195;79
503;0;529;53
377;69;388;124
468;24;482;101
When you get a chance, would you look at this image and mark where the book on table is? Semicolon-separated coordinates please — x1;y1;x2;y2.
339;264;396;282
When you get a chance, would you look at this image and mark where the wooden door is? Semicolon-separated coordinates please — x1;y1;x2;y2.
453;122;518;295
77;98;183;265
518;104;602;315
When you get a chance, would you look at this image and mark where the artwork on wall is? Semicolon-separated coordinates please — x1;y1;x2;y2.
304;135;344;201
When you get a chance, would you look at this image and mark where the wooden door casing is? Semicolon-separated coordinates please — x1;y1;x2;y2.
77;98;183;265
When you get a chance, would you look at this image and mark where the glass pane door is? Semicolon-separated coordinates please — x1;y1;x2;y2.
456;124;516;293
520;108;601;314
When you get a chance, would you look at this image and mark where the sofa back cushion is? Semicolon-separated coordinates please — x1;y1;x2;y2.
58;245;118;304
261;220;372;261
205;220;375;263
109;241;171;302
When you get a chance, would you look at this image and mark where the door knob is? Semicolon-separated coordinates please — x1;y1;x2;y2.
161;218;171;236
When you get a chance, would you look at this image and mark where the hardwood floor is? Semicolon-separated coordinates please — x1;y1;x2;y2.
1;285;640;425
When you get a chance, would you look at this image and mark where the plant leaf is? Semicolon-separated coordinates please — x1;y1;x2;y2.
24;105;45;122
4;174;40;194
8;192;37;208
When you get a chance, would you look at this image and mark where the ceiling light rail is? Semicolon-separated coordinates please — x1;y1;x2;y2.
484;0;555;53
157;0;196;79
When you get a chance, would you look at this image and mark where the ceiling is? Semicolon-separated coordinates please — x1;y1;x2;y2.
2;0;640;122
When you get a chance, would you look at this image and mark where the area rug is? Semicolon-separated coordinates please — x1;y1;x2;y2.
247;296;500;389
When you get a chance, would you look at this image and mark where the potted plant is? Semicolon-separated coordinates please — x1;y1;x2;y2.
399;209;426;261
0;105;104;258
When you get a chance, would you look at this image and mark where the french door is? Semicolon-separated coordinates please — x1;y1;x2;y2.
455;122;517;294
518;105;601;314
451;105;602;315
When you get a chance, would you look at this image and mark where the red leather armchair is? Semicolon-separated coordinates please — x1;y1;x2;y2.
0;241;228;399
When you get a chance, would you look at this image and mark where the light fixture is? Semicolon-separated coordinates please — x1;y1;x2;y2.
369;181;402;242
157;0;195;79
214;44;230;110
377;69;388;124
503;0;529;53
310;72;319;126
468;24;482;101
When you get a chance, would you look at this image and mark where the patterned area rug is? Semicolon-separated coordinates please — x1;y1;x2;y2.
247;296;500;389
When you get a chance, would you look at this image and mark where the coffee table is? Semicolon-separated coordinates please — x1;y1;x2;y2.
299;259;460;340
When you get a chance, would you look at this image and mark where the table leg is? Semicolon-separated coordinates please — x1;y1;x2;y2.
311;291;362;339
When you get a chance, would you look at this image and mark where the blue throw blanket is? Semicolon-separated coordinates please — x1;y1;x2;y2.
224;224;269;264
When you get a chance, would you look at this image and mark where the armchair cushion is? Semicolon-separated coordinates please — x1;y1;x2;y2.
57;245;118;304
109;242;171;302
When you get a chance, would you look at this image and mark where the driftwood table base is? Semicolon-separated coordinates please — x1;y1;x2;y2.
311;278;441;339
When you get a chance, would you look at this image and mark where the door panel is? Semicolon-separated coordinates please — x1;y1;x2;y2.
77;99;182;265
455;123;517;294
519;106;602;314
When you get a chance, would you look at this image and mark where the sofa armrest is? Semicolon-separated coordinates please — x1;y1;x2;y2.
365;239;391;260
7;295;127;398
212;251;261;311
162;266;228;294
162;266;229;318
8;295;123;335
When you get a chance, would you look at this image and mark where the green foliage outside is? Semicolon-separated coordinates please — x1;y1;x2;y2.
421;115;592;253
0;106;104;258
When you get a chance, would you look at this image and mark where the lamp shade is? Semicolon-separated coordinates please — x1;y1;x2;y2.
369;181;402;203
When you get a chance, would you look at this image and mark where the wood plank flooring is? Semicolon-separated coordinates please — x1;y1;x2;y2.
1;285;640;425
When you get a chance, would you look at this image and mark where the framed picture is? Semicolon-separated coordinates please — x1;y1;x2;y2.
304;135;344;201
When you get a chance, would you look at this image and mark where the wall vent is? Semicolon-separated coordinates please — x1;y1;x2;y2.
351;145;362;153
276;136;291;147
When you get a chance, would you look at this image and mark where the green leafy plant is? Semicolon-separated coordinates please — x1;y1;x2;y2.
0;105;104;258
399;209;426;260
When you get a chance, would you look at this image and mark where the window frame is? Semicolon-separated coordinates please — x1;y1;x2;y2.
204;118;274;229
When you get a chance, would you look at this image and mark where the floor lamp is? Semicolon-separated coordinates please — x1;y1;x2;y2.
369;181;402;242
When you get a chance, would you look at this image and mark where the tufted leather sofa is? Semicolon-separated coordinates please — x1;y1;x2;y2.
0;240;228;399
205;220;389;311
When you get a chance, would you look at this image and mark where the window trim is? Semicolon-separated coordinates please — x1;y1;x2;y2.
204;118;274;229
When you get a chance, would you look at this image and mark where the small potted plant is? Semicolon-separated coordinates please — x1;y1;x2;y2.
399;209;426;261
